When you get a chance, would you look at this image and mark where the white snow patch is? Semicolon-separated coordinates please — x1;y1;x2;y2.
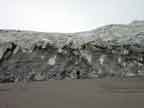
118;57;122;63
81;51;92;63
123;49;129;55
58;48;63;53
41;56;45;60
99;55;105;65
48;55;56;65
122;62;127;67
125;72;135;77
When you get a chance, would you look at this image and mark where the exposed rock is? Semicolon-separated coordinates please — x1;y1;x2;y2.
0;21;144;82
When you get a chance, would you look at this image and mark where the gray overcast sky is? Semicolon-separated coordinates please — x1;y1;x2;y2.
0;0;144;33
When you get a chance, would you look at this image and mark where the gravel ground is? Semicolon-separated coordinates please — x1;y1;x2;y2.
0;80;144;108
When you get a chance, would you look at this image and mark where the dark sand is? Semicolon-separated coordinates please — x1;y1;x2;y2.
0;80;144;108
